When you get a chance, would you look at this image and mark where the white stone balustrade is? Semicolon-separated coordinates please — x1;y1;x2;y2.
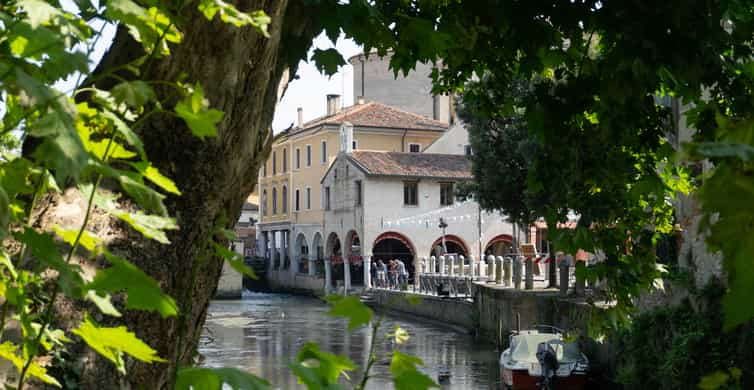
486;255;495;282
495;256;504;284
439;256;446;276
503;256;512;287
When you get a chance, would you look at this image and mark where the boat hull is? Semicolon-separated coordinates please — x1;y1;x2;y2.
501;368;587;390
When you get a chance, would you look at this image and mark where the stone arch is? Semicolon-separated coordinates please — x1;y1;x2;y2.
485;234;514;256
430;234;470;257
326;232;344;287
372;231;416;279
294;233;309;274
345;230;363;285
310;232;324;276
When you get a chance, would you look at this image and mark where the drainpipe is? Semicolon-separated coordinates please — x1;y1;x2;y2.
401;129;408;152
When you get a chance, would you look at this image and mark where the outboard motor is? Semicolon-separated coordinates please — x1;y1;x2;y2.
536;342;559;389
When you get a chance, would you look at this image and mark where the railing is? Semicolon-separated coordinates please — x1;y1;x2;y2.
401;254;597;298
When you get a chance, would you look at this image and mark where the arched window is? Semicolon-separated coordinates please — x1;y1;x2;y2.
282;185;288;213
262;190;268;216
295;189;300;211
272;187;277;215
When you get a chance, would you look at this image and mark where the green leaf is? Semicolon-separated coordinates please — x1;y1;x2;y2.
214;242;257;279
175;85;224;139
28;106;88;183
325;295;372;331
18;0;61;28
176;367;272;390
53;225;100;253
390;351;438;390
72;314;166;374
0;251;18;279
102;109;146;159
197;0;271;35
131;161;181;195
311;48;346;76
105;0;182;55
698;371;730;390
90;183;177;243
118;174;168;216
110;80;156;110
86;252;178;318
0;342;61;387
291;342;356;387
85;290;122;317
391;325;410;345
16;228;84;297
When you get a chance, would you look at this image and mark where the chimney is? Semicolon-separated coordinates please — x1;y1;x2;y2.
326;94;341;116
297;107;303;127
339;121;353;154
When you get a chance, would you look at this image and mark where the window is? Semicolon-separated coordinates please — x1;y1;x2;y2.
355;181;362;206
262;190;268;216
272;187;277;214
352;139;358;150
306;145;311;166
306;187;311;209
272;151;277;174
464;145;473;156
440;182;455;206
282;148;287;172
295;148;300;169
334;168;338;180
324;186;331;210
409;143;421;153
321;141;327;163
295;189;300;211
262;161;267;177
403;182;418;206
282;185;288;213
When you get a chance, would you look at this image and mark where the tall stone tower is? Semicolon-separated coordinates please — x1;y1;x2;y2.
349;51;454;124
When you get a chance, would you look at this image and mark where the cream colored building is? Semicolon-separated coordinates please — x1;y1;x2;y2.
257;96;448;289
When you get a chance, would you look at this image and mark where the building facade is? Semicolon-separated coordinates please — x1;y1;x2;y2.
320;141;516;292
257;97;448;290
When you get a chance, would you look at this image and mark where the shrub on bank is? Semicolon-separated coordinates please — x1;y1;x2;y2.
614;278;754;389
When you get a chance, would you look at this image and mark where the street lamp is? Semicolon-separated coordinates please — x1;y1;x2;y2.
438;217;448;255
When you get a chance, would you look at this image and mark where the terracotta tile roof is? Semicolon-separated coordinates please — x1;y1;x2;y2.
293;101;448;134
348;151;472;180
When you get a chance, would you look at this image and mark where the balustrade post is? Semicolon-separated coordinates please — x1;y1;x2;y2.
575;261;585;295
524;256;534;290
486;255;495;282
448;255;455;276
513;256;522;289
439;256;446;276
559;257;569;295
430;256;436;274
495;256;504;284
503;257;512;287
459;255;466;277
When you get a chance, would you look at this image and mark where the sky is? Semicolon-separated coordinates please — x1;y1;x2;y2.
271;34;362;132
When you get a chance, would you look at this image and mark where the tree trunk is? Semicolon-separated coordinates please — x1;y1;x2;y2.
31;1;322;388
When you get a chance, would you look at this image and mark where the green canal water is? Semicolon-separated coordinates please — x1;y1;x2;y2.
199;292;500;389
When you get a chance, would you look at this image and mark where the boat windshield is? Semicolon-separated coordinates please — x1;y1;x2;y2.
510;333;582;363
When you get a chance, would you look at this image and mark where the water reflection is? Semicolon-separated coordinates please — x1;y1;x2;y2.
200;293;499;389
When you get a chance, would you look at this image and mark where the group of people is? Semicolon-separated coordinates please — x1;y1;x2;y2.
370;258;409;289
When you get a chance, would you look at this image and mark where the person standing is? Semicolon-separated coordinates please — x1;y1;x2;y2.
378;259;387;288
389;259;398;289
396;258;407;288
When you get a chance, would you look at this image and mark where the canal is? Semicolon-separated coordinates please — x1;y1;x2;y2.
199;292;500;389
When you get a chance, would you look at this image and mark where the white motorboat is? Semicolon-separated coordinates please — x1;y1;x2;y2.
499;326;589;390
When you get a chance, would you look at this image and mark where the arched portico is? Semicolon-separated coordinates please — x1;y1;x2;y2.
326;232;343;290
372;231;416;280
294;233;309;274
430;234;470;258
345;230;363;286
485;234;514;256
310;232;323;276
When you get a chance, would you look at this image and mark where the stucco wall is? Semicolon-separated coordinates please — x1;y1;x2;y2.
424;123;470;155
